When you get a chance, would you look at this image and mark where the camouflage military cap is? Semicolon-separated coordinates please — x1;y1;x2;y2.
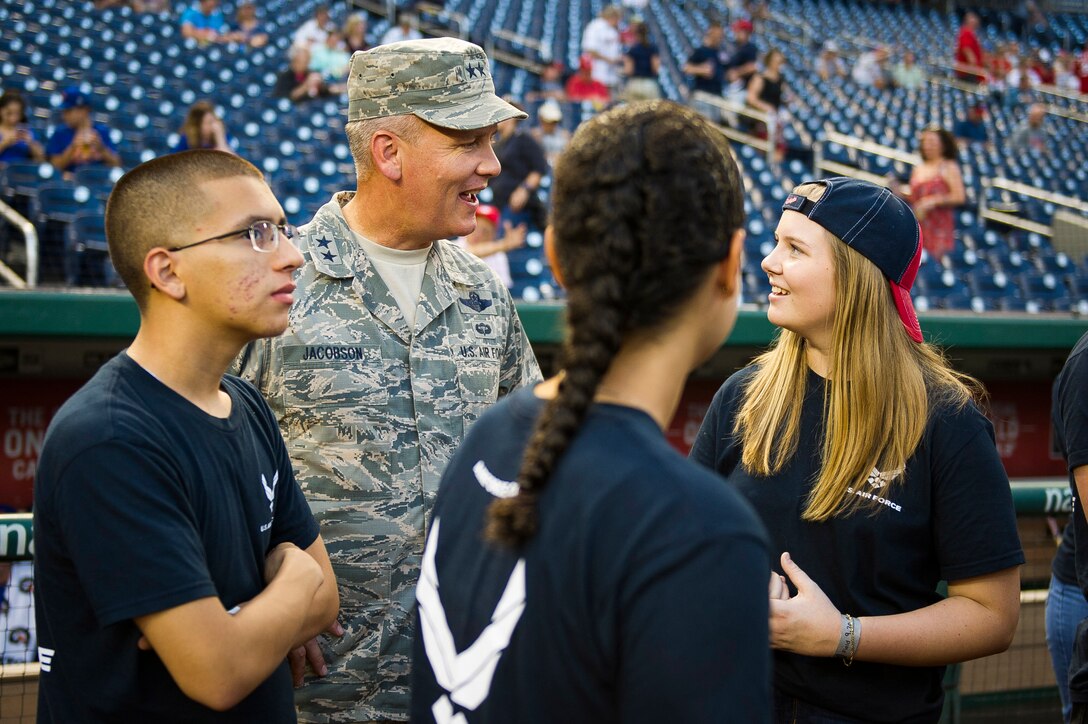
346;37;527;129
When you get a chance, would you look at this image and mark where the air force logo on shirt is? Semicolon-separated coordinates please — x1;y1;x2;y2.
417;506;526;722
847;466;904;512
259;471;278;532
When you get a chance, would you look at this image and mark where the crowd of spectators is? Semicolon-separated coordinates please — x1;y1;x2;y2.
1;0;1084;296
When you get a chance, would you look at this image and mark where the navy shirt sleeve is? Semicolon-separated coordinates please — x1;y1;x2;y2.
928;405;1024;581
48;439;217;628
1056;344;1088;471
230;376;320;552
689;368;750;472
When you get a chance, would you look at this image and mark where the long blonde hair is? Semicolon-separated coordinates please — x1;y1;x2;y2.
735;182;982;521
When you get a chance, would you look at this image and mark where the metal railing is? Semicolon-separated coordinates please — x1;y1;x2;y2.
0;199;37;289
980;177;1088;238
692;90;776;165
813;130;919;186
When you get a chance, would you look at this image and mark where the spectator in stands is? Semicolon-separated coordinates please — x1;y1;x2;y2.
1023;1;1053;45
897;126;964;261
622;21;661;102
1077;42;1088;95
46;88;121;175
892;50;925;90
954;11;985;83
0;92;45;163
815;41;846;82
1009;102;1048;154
684;22;724;119
293;5;333;52
530;100;571;168
851;46;891;90
1030;49;1056;86
953;102;989;147
310;29;351;82
455;203;525;289
1054;51;1081;93
380;12;422;45
230;2;268;48
581;5;624;93
565;55;611;107
692;176;1021;724
172;100;236;154
180;0;229;44
343;13;370;54
987;41;1014;103
274;47;341;103
530;61;567;101
746;48;788;157
1004;57;1040;110
34;150;338;722
491;99;550;229
722;19;759;100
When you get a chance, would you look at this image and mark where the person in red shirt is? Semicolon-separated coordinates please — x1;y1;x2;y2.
955;12;985;84
565;54;611;107
1077;42;1088;95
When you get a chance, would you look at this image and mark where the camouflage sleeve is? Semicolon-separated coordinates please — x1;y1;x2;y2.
497;288;542;396
231;337;273;397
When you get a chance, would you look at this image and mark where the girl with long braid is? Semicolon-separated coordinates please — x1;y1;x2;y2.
411;101;771;723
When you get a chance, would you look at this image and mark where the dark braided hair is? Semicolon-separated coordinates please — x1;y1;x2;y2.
486;100;745;547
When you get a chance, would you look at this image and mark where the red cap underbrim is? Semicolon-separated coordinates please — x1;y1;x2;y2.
890;281;923;343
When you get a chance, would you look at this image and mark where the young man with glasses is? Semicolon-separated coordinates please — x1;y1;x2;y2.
33;150;339;722
232;38;541;722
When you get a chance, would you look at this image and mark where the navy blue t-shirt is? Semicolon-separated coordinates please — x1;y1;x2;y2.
625;42;659;79
411;388;771;723
1054;331;1088;596
34;352;320;723
722;41;758;86
691;366;1024;724
687;44;723;94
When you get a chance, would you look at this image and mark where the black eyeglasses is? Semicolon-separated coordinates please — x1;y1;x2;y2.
167;220;298;253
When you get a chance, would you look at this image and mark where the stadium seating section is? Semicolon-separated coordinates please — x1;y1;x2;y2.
1;0;1086;312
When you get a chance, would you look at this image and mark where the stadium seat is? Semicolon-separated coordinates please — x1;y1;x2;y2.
66;211;115;287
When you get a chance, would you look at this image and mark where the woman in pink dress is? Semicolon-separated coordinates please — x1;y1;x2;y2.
904;127;966;261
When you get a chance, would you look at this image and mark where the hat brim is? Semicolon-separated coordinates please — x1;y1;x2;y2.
413;94;526;130
890;281;923;343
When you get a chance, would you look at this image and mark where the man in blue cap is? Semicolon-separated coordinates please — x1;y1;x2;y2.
45;88;120;174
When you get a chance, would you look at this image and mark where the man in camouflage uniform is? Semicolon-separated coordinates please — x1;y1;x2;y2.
233;38;541;722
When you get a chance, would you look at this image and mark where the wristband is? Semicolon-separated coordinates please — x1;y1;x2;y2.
834;613;852;657
836;614;860;666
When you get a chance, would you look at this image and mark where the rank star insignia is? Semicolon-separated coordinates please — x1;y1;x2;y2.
321;250;337;262
466;63;478;78
316;236;333;249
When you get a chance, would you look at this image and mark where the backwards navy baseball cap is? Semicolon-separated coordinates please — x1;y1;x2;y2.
782;176;923;343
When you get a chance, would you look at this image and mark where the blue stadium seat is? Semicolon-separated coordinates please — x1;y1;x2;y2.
66;211;115;287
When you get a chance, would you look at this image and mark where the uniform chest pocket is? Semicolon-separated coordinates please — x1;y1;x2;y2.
281;342;389;410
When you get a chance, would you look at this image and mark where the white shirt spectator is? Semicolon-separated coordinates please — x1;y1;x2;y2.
381;24;422;45
582;16;622;88
852;50;885;86
293;17;331;51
